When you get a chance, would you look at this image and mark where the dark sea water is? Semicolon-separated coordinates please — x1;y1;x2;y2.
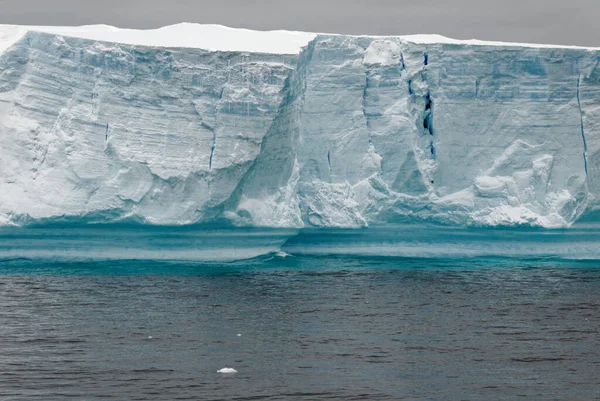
0;226;599;400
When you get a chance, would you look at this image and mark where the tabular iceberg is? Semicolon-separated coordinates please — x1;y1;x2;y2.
0;24;599;228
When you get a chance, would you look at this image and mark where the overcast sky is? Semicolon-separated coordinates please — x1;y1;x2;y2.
0;0;597;47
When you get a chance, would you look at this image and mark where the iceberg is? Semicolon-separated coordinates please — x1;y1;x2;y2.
0;24;599;228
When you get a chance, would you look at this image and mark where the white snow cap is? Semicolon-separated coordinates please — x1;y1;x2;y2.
1;23;597;57
0;23;317;55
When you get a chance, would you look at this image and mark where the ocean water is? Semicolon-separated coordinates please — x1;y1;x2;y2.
0;226;599;400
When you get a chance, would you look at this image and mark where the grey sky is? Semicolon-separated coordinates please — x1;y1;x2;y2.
0;0;597;47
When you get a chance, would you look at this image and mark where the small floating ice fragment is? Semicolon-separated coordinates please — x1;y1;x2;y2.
217;367;237;374
237;334;242;337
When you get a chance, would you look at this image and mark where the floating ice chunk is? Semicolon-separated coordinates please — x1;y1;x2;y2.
217;368;238;374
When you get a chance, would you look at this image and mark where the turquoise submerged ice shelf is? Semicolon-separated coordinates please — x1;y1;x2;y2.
1;25;600;228
1;224;600;264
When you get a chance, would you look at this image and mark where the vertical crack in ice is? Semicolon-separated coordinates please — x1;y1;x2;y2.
361;67;373;173
209;131;216;170
424;93;433;135
425;92;435;160
576;74;588;178
362;70;370;130
192;100;218;172
406;46;437;188
422;57;435;160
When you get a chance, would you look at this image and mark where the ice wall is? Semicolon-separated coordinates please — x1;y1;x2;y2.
0;31;296;225
1;26;599;228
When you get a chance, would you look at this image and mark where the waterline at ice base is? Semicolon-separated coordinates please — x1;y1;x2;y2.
1;24;600;232
1;224;600;266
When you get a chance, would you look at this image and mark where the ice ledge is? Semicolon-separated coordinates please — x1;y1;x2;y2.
1;23;598;57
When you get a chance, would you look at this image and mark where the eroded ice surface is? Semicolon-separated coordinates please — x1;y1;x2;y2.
1;24;599;228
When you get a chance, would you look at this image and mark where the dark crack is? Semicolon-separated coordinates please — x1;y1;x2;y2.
576;75;588;178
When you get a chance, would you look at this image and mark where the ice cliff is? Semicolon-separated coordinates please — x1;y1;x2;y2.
1;24;599;228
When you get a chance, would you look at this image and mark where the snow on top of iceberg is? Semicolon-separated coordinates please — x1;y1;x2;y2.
1;23;598;57
401;33;599;50
0;23;318;55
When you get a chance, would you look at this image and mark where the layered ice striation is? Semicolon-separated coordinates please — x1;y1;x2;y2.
1;24;599;228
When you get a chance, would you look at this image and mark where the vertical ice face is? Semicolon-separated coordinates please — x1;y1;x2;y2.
0;25;599;228
426;45;592;226
226;36;600;228
0;31;296;224
579;59;600;208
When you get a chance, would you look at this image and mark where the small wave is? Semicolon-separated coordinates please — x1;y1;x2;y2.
511;357;567;363
0;257;33;263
